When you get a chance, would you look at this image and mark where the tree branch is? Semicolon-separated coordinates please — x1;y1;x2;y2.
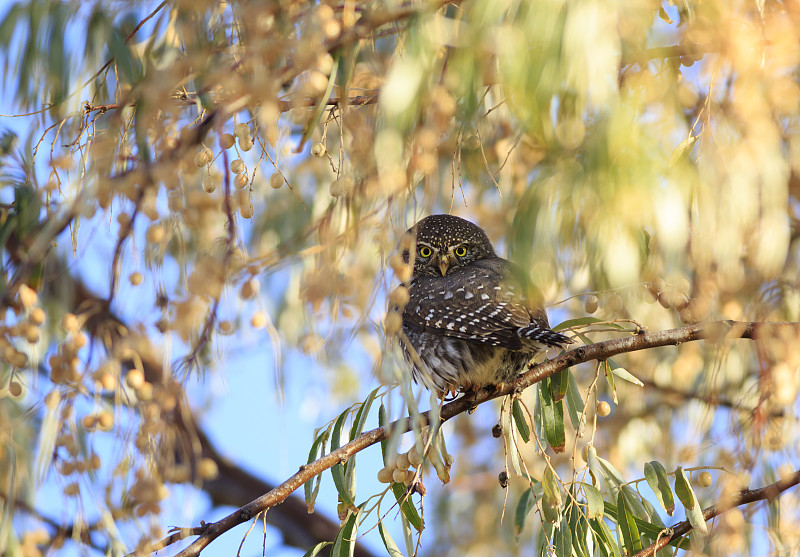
632;469;800;557
169;320;798;557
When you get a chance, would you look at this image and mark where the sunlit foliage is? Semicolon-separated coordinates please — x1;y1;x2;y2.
1;0;799;555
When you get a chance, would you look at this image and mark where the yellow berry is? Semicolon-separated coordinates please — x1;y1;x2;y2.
235;173;248;188
29;307;46;325
89;453;102;470
129;272;143;286
63;482;80;497
584;295;599;314
219;133;235;149
311;143;326;157
377;467;393;483
202;175;218;193
193;151;209;167
25;326;40;343
81;415;97;430
239;138;254;151
8;381;22;397
74;332;88;349
126;369;145;389
234;122;250;139
392;468;408;484
197;457;219;480
100;372;116;391
240;279;259;299
407;447;422;468
239;202;254;219
396;452;410;470
698;471;713;487
607;294;624;313
250;312;268;329
385;311;402;336
19;284;38;308
389;286;410;307
62;313;79;333
97;411;114;431
596;401;611;417
464;135;481;150
329;179;344;197
230;159;246;174
270;172;284;189
146;224;165;243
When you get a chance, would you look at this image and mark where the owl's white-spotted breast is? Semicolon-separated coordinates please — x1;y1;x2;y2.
398;214;570;395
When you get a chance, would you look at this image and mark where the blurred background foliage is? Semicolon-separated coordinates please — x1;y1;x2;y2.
1;0;799;555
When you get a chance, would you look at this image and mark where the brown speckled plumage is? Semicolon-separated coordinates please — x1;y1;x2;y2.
399;214;570;394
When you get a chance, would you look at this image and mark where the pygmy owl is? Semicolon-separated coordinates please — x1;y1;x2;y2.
398;214;570;395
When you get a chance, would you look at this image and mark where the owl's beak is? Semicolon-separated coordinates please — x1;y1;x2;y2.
438;258;450;276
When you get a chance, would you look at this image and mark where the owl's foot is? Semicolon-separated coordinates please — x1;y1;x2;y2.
441;387;460;402
458;386;479;413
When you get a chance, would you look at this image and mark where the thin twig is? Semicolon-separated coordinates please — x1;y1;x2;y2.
632;470;800;557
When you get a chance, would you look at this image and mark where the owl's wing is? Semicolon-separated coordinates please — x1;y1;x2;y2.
402;258;552;350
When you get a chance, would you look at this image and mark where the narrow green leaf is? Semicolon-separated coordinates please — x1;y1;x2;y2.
566;489;588;557
298;53;340;150
589;518;622;557
621;485;649;520
583;483;604;519
565;370;585;430
641;497;665;528
330;408;357;511
349;387;380;441
109;27;139;84
542;467;562;524
512;398;530;443
515;487;536;538
669;134;699;167
400;509;414;557
607;358;643;387
644;461;675;516
674;467;708;534
539;379;566;452
555;515;572;557
550;369;569;402
673;466;694;510
378;403;388;465
301;542;331;557
34;389;60;486
603;361;618;404
377;521;403;557
331;504;363;557
616;489;642;554
391;482;423;531
0;4;23;44
304;426;331;512
603;502;688;549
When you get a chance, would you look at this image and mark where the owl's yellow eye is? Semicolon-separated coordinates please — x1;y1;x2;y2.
418;246;433;258
454;246;468;257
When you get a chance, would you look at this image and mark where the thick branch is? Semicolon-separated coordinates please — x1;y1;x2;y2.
633;470;800;557
171;320;798;557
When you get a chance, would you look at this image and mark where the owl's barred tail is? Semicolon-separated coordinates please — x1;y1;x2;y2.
518;324;572;347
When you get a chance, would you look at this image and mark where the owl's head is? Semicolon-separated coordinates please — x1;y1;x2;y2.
404;214;496;277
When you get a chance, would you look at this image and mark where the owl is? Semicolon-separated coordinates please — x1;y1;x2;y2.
398;214;570;395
